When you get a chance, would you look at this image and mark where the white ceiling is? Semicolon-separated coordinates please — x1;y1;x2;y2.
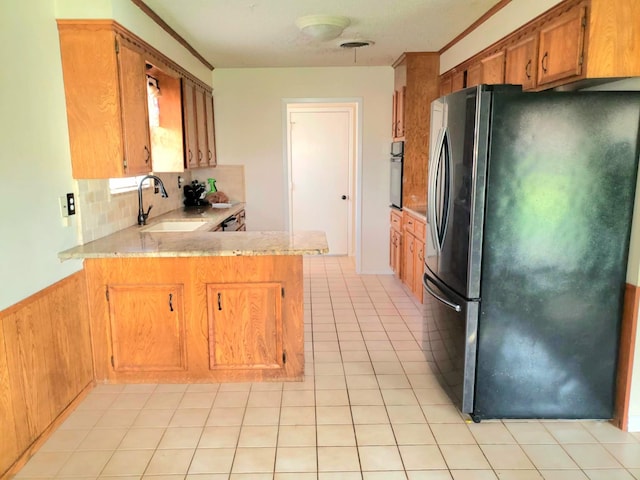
142;0;503;68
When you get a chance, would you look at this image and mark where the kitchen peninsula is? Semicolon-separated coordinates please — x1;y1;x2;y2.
59;206;328;384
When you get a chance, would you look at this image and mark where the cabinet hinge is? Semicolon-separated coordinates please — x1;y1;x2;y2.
115;38;119;54
282;351;287;364
579;54;584;66
123;158;128;169
281;287;285;298
110;355;115;367
581;15;586;28
105;287;109;302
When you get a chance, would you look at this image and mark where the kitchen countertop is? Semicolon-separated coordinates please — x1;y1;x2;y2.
403;206;427;221
59;204;329;259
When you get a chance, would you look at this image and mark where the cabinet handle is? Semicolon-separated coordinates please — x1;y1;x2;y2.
217;292;222;311
409;243;413;253
208;150;212;160
144;145;150;164
541;52;548;73
198;150;203;161
525;59;531;79
169;293;174;312
188;149;193;161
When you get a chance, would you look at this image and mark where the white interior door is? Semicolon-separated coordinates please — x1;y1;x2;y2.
288;106;353;255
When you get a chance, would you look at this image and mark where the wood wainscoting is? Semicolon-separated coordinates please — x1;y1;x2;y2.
614;283;640;431
0;271;94;479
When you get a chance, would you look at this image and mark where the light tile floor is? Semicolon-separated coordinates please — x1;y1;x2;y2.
14;256;640;479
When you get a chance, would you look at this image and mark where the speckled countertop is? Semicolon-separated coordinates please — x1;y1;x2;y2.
59;204;329;259
403;206;427;221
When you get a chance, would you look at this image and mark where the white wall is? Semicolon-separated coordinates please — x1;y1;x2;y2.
0;0;81;310
213;67;394;273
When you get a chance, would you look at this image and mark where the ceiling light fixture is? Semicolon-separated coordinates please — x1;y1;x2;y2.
296;14;350;41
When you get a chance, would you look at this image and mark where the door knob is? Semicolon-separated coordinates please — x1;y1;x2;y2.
341;195;348;200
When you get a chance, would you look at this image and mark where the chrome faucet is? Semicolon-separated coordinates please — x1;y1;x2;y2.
138;175;168;225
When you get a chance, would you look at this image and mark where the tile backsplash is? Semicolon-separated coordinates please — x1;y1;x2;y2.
75;165;245;244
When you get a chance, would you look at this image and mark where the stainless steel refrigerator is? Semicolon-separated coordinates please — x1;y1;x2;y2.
423;85;640;421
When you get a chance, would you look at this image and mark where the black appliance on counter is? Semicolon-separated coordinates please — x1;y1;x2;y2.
423;85;640;421
183;180;208;207
390;140;404;209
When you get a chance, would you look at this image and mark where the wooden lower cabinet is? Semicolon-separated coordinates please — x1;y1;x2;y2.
108;284;186;372
402;211;426;303
208;283;283;371
390;209;403;278
84;256;304;383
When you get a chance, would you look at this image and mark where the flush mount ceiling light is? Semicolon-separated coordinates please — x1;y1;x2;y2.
296;14;350;41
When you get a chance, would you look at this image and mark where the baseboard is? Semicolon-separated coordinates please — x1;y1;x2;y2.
628;415;640;432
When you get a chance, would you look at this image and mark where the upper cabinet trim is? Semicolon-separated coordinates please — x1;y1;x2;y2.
130;0;214;71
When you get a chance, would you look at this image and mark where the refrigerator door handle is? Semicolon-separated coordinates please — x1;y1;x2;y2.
428;128;445;251
423;273;462;312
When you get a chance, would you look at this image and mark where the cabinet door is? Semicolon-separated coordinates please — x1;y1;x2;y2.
466;63;482;87
392;92;398;137
207;283;284;370
481;51;506;84
107;284;187;372
390;229;402;279
195;87;208;167
396;87;406;138
181;79;199;169
537;5;587;87
204;91;217;166
439;74;453;97
452;70;465;92
403;233;415;292
505;36;538;90
116;39;152;175
413;239;425;302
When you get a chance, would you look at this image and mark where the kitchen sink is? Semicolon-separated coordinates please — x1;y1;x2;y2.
140;220;210;232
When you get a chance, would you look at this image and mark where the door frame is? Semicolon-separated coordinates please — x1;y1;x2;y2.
282;98;362;268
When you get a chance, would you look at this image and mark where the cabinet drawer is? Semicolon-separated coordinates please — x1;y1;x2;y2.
413;219;426;242
390;210;402;231
404;212;426;240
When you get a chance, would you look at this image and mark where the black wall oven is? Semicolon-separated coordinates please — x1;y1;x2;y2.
390;141;404;208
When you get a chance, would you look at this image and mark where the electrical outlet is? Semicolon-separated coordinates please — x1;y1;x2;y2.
66;193;76;215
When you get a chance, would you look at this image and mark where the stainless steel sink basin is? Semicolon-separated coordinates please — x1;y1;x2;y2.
140;221;210;232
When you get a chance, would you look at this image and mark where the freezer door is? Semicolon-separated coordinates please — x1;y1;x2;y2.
422;271;479;414
426;87;491;299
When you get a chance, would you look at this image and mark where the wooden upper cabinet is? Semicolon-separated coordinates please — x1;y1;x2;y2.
466;63;482;87
204;91;217;167
182;79;217;169
117;40;152;175
181;78;199;169
57;21;152;178
505;36;539;90
439;74;453;97
537;4;587;87
452;70;465;92
195;87;208;167
392;87;406;139
481;50;506;84
149;68;185;173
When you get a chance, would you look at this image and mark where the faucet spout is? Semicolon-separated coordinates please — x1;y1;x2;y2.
138;175;169;225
